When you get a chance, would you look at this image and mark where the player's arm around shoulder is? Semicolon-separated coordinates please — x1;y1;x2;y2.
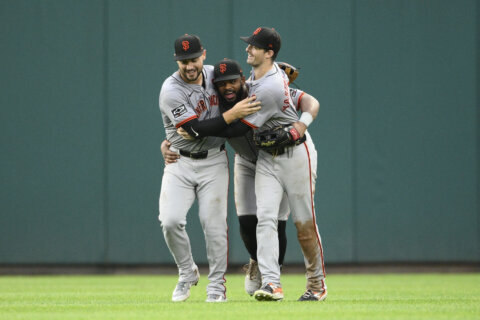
222;96;261;124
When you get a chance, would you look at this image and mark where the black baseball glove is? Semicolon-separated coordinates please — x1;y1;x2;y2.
253;125;302;151
277;61;299;83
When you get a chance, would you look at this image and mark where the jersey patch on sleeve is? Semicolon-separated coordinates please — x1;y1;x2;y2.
289;88;297;98
171;104;187;118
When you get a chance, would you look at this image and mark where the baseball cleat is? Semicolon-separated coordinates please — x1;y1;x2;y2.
206;294;227;303
298;289;327;301
254;283;284;301
243;259;262;296
171;267;200;302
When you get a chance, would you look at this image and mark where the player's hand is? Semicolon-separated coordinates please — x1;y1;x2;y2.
161;140;179;165
177;127;195;140
292;121;307;138
223;96;261;124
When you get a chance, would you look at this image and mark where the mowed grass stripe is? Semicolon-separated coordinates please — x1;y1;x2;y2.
0;274;479;320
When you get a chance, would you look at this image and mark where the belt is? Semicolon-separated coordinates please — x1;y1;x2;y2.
179;144;225;159
264;135;307;156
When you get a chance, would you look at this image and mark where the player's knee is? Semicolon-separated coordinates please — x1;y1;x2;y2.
256;215;278;229
159;217;184;231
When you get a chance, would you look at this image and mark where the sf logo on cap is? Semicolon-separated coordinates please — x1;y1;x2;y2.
253;27;262;35
219;64;227;74
182;41;190;51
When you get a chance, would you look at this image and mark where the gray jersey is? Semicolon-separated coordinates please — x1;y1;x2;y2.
241;63;299;131
159;65;226;152
248;63;326;294
227;87;305;162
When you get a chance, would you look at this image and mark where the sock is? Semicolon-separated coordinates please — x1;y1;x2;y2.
278;220;287;266
238;215;258;261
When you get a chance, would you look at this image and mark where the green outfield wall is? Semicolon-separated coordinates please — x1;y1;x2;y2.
0;0;478;265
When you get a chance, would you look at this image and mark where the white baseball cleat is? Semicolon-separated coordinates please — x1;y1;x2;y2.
243;259;262;296
171;267;200;302
206;294;227;302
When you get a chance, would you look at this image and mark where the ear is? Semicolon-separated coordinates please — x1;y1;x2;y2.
265;49;274;60
241;75;246;83
201;49;207;60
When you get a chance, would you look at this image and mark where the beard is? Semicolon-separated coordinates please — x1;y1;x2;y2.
181;68;202;83
218;85;246;110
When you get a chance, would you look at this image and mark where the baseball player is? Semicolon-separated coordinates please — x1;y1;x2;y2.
162;58;321;297
158;34;260;303
239;27;327;302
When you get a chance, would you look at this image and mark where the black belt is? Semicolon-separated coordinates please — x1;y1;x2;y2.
264;135;307;156
179;144;225;159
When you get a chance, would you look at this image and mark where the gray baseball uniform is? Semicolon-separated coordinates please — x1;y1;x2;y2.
229;88;305;221
241;63;326;292
158;65;228;297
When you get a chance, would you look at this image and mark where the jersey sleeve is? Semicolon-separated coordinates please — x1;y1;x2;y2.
159;88;198;128
240;87;280;129
289;88;305;111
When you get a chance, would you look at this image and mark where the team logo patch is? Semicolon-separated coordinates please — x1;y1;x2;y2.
172;104;187;118
253;27;262;35
289;88;297;98
219;63;227;74
182;41;189;51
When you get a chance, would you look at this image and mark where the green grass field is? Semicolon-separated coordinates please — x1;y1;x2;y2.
1;273;479;319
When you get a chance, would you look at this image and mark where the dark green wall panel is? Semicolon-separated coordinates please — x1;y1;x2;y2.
0;1;106;262
0;0;478;265
354;0;478;261
105;1;171;263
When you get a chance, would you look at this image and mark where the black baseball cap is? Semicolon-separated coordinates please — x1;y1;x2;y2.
174;34;204;61
213;59;243;83
240;27;281;54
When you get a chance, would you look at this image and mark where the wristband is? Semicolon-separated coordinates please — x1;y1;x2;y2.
288;127;301;141
299;112;313;127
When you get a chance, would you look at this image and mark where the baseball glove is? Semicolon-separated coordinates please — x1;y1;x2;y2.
277;61;299;83
253;125;302;151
